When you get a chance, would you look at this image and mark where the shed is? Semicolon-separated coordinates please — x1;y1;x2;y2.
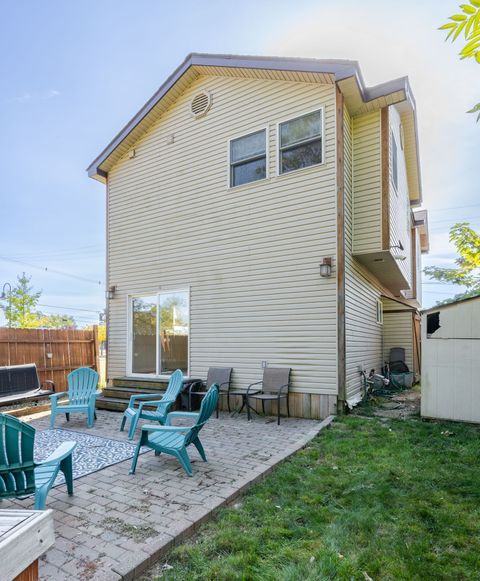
421;295;480;423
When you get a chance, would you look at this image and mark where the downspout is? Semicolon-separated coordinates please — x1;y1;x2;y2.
336;85;347;413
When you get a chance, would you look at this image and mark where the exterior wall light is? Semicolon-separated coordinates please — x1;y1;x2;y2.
320;257;332;278
105;285;116;300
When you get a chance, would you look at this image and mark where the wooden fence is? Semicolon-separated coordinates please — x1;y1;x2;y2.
0;327;99;391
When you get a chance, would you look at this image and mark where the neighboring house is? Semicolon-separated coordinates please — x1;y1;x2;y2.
421;295;480;423
88;53;429;418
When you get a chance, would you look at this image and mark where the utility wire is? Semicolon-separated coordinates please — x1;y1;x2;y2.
0;256;103;286
37;303;103;314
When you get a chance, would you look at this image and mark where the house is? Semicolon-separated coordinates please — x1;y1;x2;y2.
88;53;429;418
421;295;480;423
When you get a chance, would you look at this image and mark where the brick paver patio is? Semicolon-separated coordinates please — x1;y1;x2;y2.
4;409;329;580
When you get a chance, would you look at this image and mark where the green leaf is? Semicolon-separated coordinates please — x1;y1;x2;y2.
454;20;467;39
470;0;480;7
450;13;467;20
439;22;456;29
461;3;476;13
476;52;480;62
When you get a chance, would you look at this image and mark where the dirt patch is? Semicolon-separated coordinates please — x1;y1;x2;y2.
352;388;421;420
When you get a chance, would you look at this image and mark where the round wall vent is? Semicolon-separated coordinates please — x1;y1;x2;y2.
190;91;212;118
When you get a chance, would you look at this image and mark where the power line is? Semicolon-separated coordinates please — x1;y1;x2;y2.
0;256;103;286
38;303;103;314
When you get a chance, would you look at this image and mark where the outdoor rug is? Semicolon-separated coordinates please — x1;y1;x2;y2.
34;429;147;486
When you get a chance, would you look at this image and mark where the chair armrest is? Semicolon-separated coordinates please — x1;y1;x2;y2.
165;411;200;425
49;391;68;401
277;383;289;396
43;380;55;391
128;393;165;406
38;441;76;465
246;381;263;396
188;380;204;394
141;424;190;434
138;398;175;410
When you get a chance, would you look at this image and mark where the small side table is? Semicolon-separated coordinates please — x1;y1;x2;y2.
0;509;55;581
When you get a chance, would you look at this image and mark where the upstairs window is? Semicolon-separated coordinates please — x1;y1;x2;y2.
392;131;399;192
230;129;266;187
279;110;323;174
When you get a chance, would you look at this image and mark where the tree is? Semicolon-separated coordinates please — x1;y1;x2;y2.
36;313;76;329
0;273;77;328
424;222;480;303
1;273;42;328
439;1;480;120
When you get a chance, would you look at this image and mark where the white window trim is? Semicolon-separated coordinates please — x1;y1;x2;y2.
227;127;269;189
391;129;399;196
376;299;384;325
126;287;190;378
276;107;325;177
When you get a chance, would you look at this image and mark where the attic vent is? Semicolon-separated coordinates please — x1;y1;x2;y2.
190;92;212;118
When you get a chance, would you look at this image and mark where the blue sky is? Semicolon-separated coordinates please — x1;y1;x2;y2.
0;0;478;325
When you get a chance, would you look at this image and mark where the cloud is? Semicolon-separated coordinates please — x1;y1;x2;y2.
11;89;61;103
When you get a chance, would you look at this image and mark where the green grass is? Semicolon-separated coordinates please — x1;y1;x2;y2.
148;417;480;580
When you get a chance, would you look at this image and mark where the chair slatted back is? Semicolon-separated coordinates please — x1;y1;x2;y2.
68;368;99;406
156;369;183;412
185;384;219;446
206;368;232;390
0;414;36;498
262;367;291;394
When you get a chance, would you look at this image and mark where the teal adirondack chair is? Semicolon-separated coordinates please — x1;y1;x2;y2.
130;383;219;476
50;367;100;429
0;414;76;510
120;369;183;440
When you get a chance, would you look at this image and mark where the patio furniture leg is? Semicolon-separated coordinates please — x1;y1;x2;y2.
277;396;281;426
120;415;127;432
87;409;94;428
129;441;143;474
65;413;70;422
175;448;193;476
192;437;207;462
287;395;290;417
60;454;74;496
261;400;265;415
94;411;97;420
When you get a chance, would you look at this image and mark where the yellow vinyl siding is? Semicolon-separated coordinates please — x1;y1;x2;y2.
107;74;337;395
352;111;382;254
344;106;383;403
383;299;414;372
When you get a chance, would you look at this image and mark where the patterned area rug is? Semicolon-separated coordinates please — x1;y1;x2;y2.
35;429;146;486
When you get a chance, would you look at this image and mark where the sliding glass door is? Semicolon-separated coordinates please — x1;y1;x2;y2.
129;290;189;376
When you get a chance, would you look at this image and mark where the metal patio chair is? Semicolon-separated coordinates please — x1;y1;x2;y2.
187;367;232;417
246;367;291;425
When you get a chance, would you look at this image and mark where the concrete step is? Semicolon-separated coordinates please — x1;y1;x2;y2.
112;377;170;389
102;386;167;400
96;396;128;412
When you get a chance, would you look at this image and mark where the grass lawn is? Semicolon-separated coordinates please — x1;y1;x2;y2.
147;416;480;580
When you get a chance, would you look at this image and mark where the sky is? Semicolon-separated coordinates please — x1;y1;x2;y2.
0;0;478;326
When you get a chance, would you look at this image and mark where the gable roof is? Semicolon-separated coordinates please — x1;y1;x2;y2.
87;52;422;204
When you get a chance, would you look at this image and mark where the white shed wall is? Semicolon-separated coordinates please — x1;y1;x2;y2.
422;299;480;422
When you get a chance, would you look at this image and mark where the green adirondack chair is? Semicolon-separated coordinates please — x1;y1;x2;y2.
129;383;219;476
50;367;100;429
120;369;183;440
0;414;76;510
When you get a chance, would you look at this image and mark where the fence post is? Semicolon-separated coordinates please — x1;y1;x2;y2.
92;325;99;373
